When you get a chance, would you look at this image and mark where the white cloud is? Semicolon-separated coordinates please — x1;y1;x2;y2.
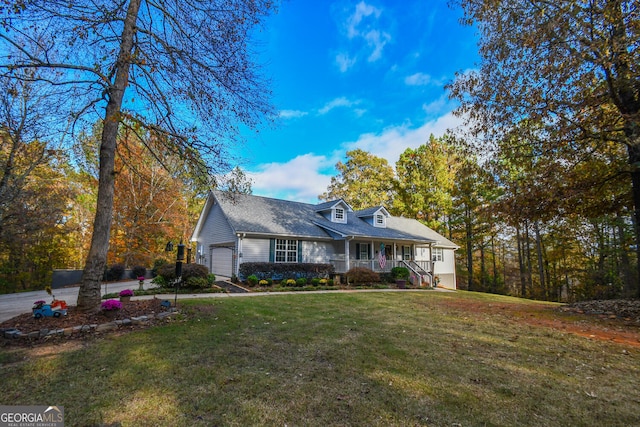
343;111;465;164
336;0;391;71
248;154;334;203
279;109;308;119
336;52;357;72
405;72;432;86
318;96;359;115
347;1;382;38
247;112;469;203
364;29;390;62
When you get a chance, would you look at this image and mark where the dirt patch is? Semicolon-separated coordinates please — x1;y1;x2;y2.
438;297;640;348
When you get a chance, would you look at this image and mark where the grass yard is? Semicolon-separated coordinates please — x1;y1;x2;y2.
1;291;639;426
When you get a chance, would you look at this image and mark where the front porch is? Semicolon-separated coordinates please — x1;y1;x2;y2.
329;257;433;286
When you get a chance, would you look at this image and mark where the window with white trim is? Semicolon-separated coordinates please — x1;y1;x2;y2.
359;244;369;260
333;207;346;223
275;239;298;263
375;213;386;227
433;248;443;262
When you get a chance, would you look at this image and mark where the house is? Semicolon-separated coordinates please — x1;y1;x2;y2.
190;190;458;289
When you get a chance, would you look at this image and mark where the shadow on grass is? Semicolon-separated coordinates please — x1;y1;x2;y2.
2;292;638;426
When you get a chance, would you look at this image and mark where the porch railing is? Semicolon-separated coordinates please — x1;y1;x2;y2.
330;258;432;275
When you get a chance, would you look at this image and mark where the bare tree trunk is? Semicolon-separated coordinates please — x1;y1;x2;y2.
480;242;486;291
77;0;142;311
516;223;526;298
465;204;474;291
525;219;533;296
534;220;546;298
491;234;497;293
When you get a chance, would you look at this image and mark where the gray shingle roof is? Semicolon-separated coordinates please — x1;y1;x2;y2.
211;190;454;246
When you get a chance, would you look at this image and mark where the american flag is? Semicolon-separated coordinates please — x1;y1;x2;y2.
378;244;386;269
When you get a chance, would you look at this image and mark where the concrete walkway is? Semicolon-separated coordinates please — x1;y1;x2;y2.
0;280;451;323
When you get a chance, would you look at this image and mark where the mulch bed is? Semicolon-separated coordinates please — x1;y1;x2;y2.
1;299;174;347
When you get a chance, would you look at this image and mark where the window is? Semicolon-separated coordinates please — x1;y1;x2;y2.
402;246;412;260
433;248;443;262
375;213;385;227
275;239;298;263
359;243;370;260
333;207;346;223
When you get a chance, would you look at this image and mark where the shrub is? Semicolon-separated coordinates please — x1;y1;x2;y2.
238;262;335;281
296;277;307;287
346;267;380;285
185;277;210;289
391;267;410;280
207;273;216;284
155;263;210;289
247;275;259;286
311;278;321;286
152;275;168;288
130;265;147;279
151;258;167;277
284;279;296;286
259;279;270;286
105;264;125;281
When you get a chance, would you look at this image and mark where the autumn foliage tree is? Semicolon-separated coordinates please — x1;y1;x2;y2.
393;135;457;234
1;0;277;310
319;149;395;210
449;0;640;296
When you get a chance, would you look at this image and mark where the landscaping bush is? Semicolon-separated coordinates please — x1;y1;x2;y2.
105;263;125;281
239;262;334;281
296;277;307;287
155;263;211;289
151;258;167;277
185;276;210;289
247;275;259;287
391;266;410;280
130;265;147;279
346;267;380;285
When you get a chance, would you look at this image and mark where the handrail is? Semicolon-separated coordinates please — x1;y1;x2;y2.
400;260;432;286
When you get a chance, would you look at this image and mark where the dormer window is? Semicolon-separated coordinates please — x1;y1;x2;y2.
375;213;386;228
333;207;346;223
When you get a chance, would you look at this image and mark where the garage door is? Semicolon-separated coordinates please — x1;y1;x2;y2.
211;246;234;278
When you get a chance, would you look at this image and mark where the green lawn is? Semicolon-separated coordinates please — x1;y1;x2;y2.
1;291;638;426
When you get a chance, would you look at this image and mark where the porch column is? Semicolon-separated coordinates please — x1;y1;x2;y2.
371;240;375;270
345;238;350;271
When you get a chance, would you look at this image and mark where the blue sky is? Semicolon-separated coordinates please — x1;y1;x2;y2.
234;0;478;203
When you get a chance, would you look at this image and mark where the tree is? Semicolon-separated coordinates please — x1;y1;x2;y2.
319;149;395;210
449;0;640;295
1;0;277;310
111;127;194;268
220;166;253;195
393;135;457;233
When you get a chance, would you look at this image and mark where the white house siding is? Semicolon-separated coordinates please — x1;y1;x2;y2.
302;240;336;263
240;238;270;263
195;201;236;271
433;247;457;290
